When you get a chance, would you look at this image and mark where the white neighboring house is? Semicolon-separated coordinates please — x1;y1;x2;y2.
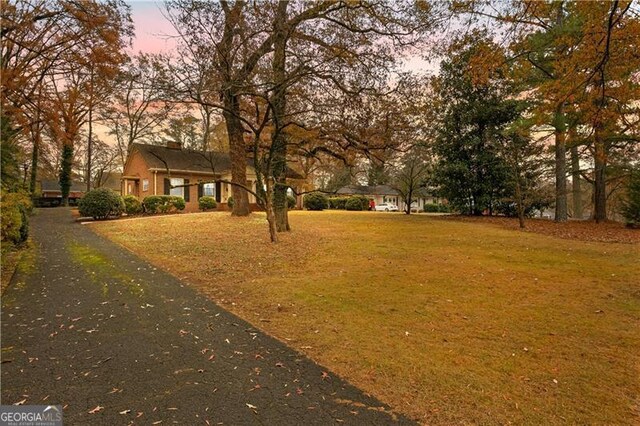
335;185;440;212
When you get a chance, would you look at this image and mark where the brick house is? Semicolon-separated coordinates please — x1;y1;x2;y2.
36;180;85;206
122;142;303;212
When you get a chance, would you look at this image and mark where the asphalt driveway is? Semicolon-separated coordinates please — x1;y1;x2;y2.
1;208;413;425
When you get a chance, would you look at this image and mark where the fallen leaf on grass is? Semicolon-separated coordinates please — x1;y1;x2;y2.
88;406;104;414
119;409;131;415
13;399;27;405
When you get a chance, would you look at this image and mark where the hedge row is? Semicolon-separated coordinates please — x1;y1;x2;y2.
1;192;33;246
327;196;369;211
78;189;190;220
141;195;186;214
423;203;451;213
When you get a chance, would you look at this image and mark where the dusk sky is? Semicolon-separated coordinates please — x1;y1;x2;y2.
126;0;432;72
129;1;177;54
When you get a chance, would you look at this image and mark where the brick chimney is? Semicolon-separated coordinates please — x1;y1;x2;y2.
166;141;182;150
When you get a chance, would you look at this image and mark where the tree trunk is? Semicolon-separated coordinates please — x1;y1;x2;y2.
274;186;290;231
59;143;73;207
29;125;39;194
223;94;250;216
264;180;278;243
514;169;525;229
570;144;583;219
593;128;607;223
554;105;568;222
272;1;290;232
86;101;93;191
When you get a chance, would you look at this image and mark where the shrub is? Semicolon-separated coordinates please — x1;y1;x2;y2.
123;195;142;215
142;195;164;214
227;196;234;209
1;192;32;245
142;195;185;214
78;188;124;220
287;195;297;209
438;204;451;213
199;196;217;211
622;169;640;228
172;196;186;211
345;197;364;211
424;203;439;213
328;197;347;209
353;195;369;210
303;192;328;211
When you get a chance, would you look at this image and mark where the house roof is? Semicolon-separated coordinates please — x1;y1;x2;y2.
41;180;86;193
132;143;233;174
336;185;399;196
130;143;304;179
98;172;122;190
336;184;435;198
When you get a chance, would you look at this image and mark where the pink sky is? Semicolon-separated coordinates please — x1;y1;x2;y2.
127;1;432;72
129;1;177;54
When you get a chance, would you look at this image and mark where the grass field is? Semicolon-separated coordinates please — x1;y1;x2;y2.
92;211;640;425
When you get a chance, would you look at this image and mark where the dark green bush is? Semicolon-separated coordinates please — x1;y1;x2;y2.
424;203;439;213
622;169;640;228
199;196;217;211
303;192;328;211
328;197;347;209
353;195;369;210
142;195;185;214
142;196;163;213
438;204;451;213
78;188;125;220
287;195;297;209
227;196;234;209
123;195;142;215
345;197;364;211
1;192;32;245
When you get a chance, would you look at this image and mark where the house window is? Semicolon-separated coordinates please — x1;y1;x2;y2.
170;178;184;198
142;179;149;192
203;183;215;197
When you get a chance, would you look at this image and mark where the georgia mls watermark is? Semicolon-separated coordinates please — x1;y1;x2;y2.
0;405;62;426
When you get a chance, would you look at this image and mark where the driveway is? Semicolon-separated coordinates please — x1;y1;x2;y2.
1;208;413;425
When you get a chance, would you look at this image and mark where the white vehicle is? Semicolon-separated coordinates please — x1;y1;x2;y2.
375;203;398;212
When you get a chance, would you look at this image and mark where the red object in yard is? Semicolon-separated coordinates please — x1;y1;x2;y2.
369;200;375;211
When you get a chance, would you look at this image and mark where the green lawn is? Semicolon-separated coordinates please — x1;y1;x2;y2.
92;211;640;425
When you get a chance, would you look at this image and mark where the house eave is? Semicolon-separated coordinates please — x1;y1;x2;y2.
148;168;221;176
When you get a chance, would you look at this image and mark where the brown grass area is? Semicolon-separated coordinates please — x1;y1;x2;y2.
92;211;640;425
440;215;640;244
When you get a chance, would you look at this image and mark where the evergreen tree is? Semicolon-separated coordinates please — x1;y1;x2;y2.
431;33;517;215
622;168;640;228
1;115;21;191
